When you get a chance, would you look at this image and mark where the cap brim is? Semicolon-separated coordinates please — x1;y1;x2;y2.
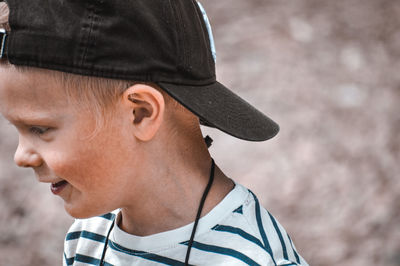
157;81;280;141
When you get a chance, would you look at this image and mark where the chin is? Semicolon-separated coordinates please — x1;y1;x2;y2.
64;202;107;219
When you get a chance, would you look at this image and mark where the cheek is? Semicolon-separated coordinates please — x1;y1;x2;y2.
44;116;134;192
46;140;128;189
46;147;107;185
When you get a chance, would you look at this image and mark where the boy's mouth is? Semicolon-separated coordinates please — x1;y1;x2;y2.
50;180;68;195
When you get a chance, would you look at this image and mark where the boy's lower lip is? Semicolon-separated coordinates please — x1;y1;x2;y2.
50;180;68;195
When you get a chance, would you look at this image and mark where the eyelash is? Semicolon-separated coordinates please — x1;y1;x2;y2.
29;126;50;135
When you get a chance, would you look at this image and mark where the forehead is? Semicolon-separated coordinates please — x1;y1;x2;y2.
0;64;70;121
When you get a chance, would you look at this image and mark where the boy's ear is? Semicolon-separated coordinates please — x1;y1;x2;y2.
122;83;165;141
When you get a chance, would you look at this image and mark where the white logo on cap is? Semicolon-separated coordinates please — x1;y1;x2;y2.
197;2;217;62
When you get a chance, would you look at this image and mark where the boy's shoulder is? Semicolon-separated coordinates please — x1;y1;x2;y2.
64;184;307;265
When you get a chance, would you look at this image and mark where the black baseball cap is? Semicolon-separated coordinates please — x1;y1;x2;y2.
0;0;279;141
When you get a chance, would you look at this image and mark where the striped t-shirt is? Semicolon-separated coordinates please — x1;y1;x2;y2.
64;183;308;265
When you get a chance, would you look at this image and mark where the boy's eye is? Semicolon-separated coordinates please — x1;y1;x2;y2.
29;126;50;135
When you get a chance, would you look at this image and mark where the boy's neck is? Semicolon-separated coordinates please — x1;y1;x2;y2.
118;136;234;237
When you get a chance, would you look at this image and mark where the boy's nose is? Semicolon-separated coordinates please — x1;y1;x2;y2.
14;142;42;168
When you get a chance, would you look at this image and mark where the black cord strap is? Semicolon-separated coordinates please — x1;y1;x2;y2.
184;158;215;265
99;218;115;265
204;135;213;148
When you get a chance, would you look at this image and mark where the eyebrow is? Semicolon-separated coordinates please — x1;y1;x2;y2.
7;113;58;125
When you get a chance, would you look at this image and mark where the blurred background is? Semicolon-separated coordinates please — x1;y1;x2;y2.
0;0;399;265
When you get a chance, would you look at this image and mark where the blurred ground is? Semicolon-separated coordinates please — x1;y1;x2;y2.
1;0;399;265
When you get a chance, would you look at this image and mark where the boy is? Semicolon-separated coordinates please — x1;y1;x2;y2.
0;0;308;265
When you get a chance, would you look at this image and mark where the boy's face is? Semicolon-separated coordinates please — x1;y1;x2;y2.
0;65;139;218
